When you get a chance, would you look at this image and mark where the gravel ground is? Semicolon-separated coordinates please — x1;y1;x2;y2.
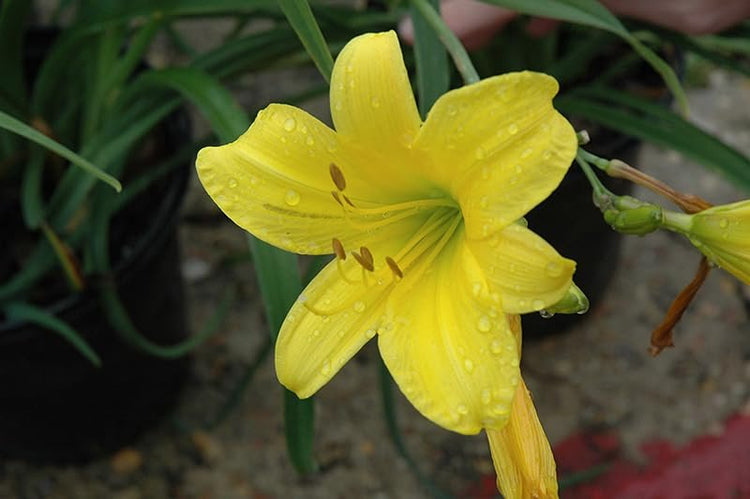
1;56;748;499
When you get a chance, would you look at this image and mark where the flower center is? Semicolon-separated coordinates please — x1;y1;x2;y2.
329;163;461;281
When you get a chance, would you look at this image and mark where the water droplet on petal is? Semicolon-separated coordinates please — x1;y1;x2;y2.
250;176;259;186
532;299;545;311
447;105;458;117
508;123;518;135
228;177;238;188
521;148;533;159
464;359;475;372
321;360;331;376
371;96;381;108
312;329;321;337
481;389;492;405
365;328;376;339
284;190;300;206
353;301;366;313
477;316;492;333
471;282;482;298
283;118;296;132
539;309;554;319
490;338;504;354
479;196;489;208
719;218;729;228
306;136;315;146
475;147;486;160
543;150;552;160
457;404;469;415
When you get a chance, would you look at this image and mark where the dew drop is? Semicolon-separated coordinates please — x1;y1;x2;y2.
539;309;554;319
284;190;301;206
228;177;238;188
371;96;381;108
471;282;482;298
447;105;458;117
481;167;491;180
321;360;331;376
508;123;519;135
353;301;366;313
283;118;296;132
475;147;486;160
521;148;533;159
719;218;729;228
543;150;552;160
312;329;321;337
457;404;469;415
250;175;260;186
464;359;475;372
479;196;489;208
481;389;492;405
490;338;504;354
477;315;492;333
532;299;545;311
306;136;315;146
545;261;562;277
365;328;376;339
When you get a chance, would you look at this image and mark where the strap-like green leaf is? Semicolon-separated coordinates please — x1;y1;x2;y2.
0;109;122;192
278;0;334;82
480;0;688;113
410;0;450;117
558;90;750;190
5;302;102;366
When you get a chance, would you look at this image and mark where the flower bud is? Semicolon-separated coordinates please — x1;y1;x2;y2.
603;198;664;236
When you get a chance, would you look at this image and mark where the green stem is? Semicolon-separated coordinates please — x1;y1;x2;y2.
409;0;479;85
575;149;613;207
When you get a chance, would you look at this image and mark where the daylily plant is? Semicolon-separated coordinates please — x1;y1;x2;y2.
198;31;578;497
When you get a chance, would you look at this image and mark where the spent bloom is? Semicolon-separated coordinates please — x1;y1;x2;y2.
197;31;577;497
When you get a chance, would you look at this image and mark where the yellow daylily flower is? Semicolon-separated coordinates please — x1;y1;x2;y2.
196;31;577;436
666;200;750;284
487;316;558;499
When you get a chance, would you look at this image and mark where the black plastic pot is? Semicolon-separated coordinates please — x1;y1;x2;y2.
0;110;191;461
0;27;192;462
523;132;637;338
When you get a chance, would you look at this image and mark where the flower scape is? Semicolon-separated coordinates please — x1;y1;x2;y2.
197;31;579;498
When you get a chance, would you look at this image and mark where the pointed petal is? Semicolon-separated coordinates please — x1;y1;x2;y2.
468;224;575;314
414;72;577;237
197;103;425;254
378;227;521;434
330;31;421;155
275;230;419;398
487;378;558;499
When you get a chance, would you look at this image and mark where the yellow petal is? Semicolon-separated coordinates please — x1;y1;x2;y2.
414;72;577;237
330;31;421;156
487;378;558;499
275;224;425;398
197;103;426;254
468;223;575;314
378;226;520;434
689;200;750;284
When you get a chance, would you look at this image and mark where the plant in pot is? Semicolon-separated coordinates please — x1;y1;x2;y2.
0;0;408;464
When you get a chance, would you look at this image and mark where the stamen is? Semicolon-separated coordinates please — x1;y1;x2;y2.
329;163;347;191
385;257;403;279
360;246;374;270
352;248;374;272
331;191;343;206
332;238;346;260
342;194;356;207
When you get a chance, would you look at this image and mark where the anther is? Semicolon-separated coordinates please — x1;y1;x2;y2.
385;256;403;279
331;191;343;206
329;163;346;191
332;238;346;261
360;246;374;270
352;248;374;272
342;194;356;207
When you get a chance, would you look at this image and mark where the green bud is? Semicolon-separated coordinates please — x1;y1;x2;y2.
604;202;663;235
543;282;589;316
